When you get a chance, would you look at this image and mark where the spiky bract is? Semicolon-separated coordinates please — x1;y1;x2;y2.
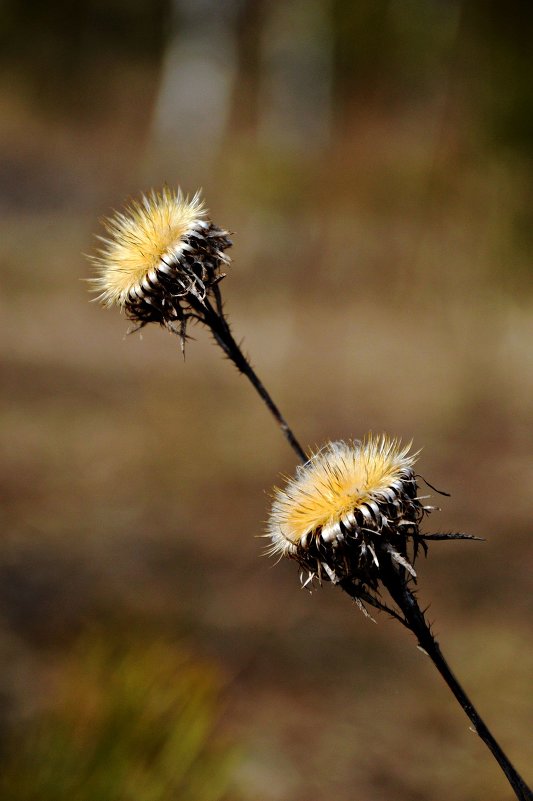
89;187;232;338
267;436;429;589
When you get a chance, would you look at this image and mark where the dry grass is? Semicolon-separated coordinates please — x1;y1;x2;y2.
1;73;532;800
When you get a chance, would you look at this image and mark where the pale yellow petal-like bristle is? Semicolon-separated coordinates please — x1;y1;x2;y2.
88;187;206;308
268;435;417;558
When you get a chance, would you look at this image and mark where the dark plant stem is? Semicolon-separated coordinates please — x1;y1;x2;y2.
190;292;532;800
343;565;533;801
188;295;307;462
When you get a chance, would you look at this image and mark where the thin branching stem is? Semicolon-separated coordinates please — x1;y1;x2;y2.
380;561;533;801
186;291;532;800
187;295;307;462
339;579;408;627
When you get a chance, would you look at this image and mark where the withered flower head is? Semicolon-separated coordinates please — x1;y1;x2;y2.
87;186;307;458
89;187;232;340
267;436;430;590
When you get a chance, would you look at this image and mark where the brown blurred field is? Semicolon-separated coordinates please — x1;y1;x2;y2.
1;2;532;800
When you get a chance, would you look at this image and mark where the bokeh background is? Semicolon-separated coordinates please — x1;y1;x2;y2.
1;1;532;799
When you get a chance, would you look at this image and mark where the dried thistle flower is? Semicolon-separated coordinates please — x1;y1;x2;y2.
89;187;307;461
89;187;231;347
268;436;428;591
267;438;532;799
90;188;532;800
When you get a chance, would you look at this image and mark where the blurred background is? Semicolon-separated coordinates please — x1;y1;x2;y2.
1;1;532;799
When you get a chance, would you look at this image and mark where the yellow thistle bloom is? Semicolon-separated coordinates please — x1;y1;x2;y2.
89;187;210;308
88;187;231;343
87;187;306;460
268;436;426;586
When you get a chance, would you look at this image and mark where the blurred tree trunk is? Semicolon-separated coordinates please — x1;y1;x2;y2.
227;0;268;136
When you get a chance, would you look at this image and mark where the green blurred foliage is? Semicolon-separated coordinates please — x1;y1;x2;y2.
464;0;533;155
332;0;460;98
0;634;240;801
0;0;171;113
330;0;533;160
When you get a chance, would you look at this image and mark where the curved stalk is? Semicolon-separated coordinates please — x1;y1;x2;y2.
187;292;531;800
341;563;532;801
187;295;307;462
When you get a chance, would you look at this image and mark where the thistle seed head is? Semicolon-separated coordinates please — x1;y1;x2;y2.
267;436;429;589
88;187;232;335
